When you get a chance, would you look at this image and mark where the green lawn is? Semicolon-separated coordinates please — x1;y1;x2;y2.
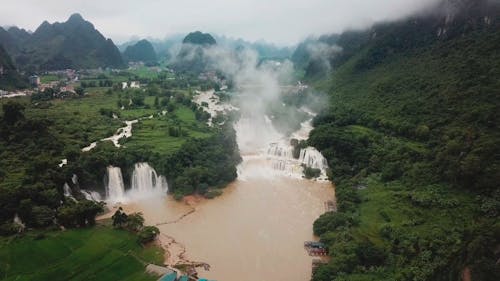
0;224;163;281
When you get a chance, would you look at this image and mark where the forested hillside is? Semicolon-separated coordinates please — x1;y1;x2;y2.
307;0;500;280
0;13;124;71
0;45;26;90
172;31;217;74
123;39;157;64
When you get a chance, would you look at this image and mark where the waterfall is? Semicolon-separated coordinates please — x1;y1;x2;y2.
129;163;168;199
13;214;25;229
72;174;78;184
299;147;329;171
106;166;126;203
103;163;168;203
267;143;294;159
263;141;329;179
63;183;72;197
81;190;102;201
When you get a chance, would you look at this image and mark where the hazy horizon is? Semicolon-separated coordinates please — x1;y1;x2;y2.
0;0;442;46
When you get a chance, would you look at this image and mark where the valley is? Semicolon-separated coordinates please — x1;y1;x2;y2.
0;1;499;281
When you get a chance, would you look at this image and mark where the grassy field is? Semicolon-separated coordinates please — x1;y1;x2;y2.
39;74;60;84
128;67;161;79
0;224;163;281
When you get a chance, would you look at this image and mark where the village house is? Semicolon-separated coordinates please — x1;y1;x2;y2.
29;75;40;86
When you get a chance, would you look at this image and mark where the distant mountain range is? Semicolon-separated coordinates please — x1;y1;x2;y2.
118;33;293;63
123;39;157;64
292;0;500;79
0;13;125;71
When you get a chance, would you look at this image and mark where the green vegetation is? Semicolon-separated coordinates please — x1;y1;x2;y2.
39;74;60;84
0;69;239;234
182;31;216;46
0;45;27;90
123;39;158;64
306;3;500;280
111;208;160;244
0;224;163;281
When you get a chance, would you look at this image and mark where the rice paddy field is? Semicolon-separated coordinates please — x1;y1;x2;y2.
0;223;164;281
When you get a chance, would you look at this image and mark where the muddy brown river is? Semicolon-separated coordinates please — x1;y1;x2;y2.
118;171;333;280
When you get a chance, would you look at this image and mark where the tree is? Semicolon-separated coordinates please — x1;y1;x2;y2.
31;205;55;227
2;101;25;125
111;207;128;228
57;200;103;227
131;92;145;107
75;87;85;96
77;200;103;226
57;204;78;227
125;212;144;232
137;226;160;244
154;96;159;108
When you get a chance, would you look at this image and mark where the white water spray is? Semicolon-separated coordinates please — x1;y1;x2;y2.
104;163;168;203
129;163;168;200
106;166;126;203
81;190;102;201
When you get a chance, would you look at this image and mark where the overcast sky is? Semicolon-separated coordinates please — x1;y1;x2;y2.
1;0;440;46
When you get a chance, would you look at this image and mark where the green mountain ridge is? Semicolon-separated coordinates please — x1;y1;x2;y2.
305;0;500;280
182;31;216;45
122;39;158;64
0;13;125;71
172;31;217;73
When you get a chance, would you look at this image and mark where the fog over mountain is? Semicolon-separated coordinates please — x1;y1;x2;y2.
1;0;441;45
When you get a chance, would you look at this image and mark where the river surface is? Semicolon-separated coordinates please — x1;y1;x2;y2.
110;91;335;281
124;177;333;281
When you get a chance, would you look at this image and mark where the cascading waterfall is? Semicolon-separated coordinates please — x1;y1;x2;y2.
299;147;329;171
262;121;329;180
267;143;294;158
129;162;168;200
81;190;102;201
63;183;80;203
104;162;168;203
72;174;78;185
63;183;72;197
106;166;126;203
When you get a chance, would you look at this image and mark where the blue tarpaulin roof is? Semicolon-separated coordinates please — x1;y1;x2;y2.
159;272;177;281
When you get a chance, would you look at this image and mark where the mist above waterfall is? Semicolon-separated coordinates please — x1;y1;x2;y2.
181;45;331;180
